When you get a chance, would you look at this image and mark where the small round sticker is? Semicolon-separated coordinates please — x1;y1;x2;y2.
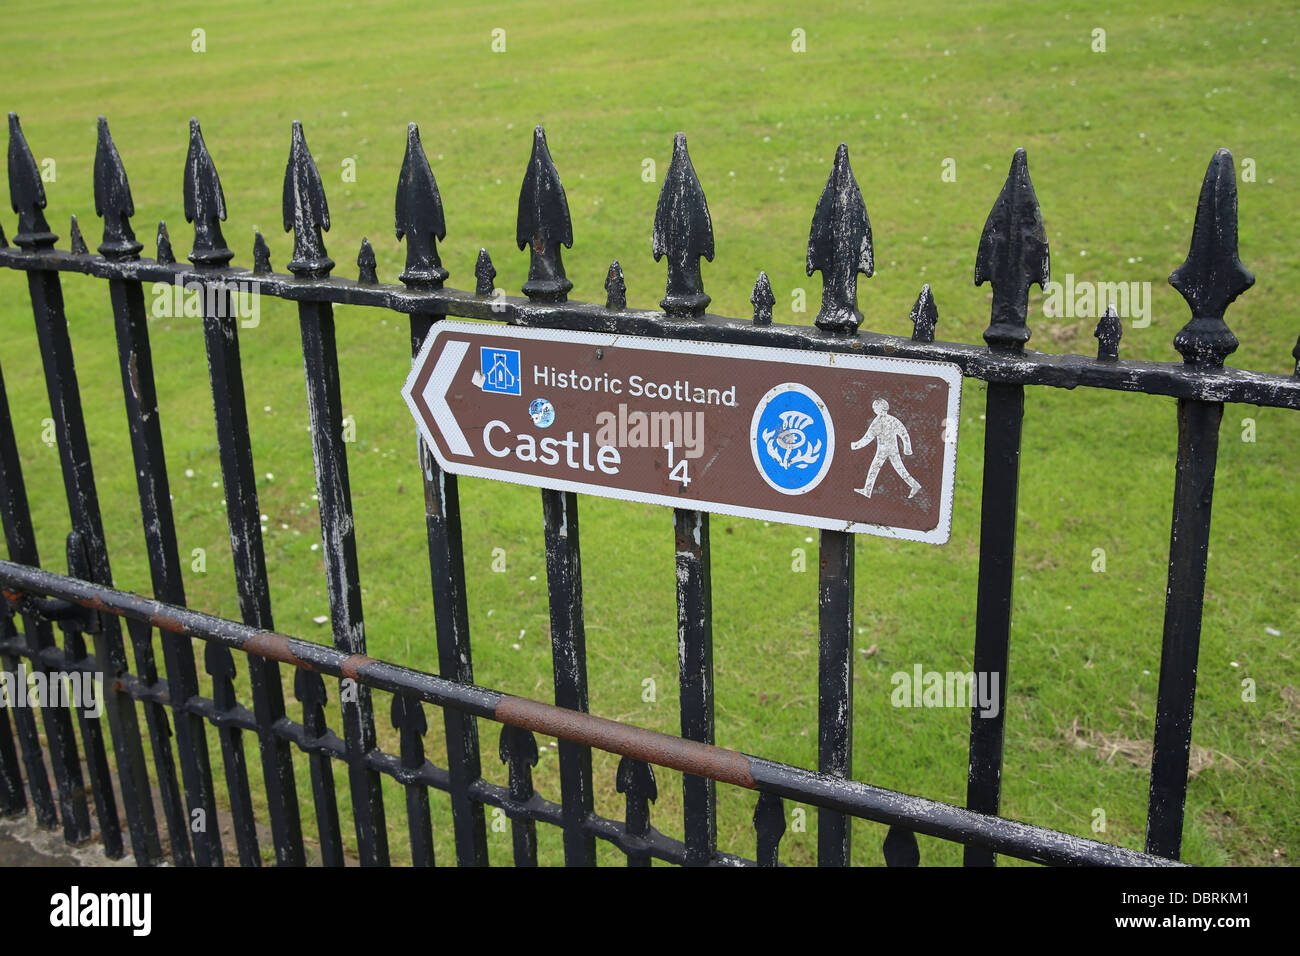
528;397;555;427
750;383;835;495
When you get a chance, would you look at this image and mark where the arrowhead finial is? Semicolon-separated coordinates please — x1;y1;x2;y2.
1169;149;1254;368
68;215;88;255
516;126;573;302
282;121;333;278
807;143;873;334
751;271;775;325
752;791;787;867
605;259;626;310
7;113;57;249
390;695;427;769
975;148;1050;350
474;248;496;296
183;118;233;267
1094;304;1122;361
615;756;657;837
93;117;141;260
294;668;329;737
910;284;938;343
395;122;448;289
156;221;175;265
357;237;378;283
252;230;271;274
498;725;539;802
882;825;920;866
653;132;714;318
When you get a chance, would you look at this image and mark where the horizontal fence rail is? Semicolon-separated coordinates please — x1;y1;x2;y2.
0;560;1176;867
0;110;1289;866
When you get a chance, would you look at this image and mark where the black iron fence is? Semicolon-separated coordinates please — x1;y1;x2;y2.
0;110;1292;867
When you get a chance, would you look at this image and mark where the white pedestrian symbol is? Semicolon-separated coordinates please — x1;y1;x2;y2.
850;399;921;499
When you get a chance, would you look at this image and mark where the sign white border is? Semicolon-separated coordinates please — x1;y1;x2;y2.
404;321;963;544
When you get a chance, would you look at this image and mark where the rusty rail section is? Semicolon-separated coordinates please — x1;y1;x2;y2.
0;560;1173;867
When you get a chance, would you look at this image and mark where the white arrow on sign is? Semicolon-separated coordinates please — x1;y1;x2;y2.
406;338;473;457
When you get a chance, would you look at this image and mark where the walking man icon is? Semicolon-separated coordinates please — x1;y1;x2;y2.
850;399;922;499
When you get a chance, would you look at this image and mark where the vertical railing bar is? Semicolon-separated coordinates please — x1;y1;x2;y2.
0;617;54;826
1146;147;1250;860
753;790;787;868
3;608;87;845
674;508;716;865
294;669;343;866
542;489;596;866
297;297;388;865
1146;398;1222;859
0;684;25;815
184;115;304;865
817;529;855;866
500;726;541;866
962;147;1048;866
963;381;1024;867
0;356;81;836
63;531;125;857
26;266;162;865
616;755;656;867
206;641;260;865
391;695;435;866
122;616;189;864
107;275;219;866
200;298;303;866
801;140;873;866
410;311;488;866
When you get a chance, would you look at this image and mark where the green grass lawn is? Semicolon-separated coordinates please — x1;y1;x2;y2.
1;0;1297;866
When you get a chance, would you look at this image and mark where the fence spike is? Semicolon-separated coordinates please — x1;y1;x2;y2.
615;756;657;838
93;117;141;260
394;122;447;289
281;120;333;278
883;824;920;866
498;725;539;802
7;112;56;249
1094;304;1122;361
390;695;427;768
252;230;271;274
68;214;88;255
808;143;873;334
1170;148;1254;368
357;237;378;284
605;259;626;310
156;221;175;265
204;643;237;712
293;668;329;737
653;132;714;317
183;118;233;266
474;248;496;296
751;270;774;325
976;148;1049;350
910;283;938;342
516;126;573;302
752;791;786;867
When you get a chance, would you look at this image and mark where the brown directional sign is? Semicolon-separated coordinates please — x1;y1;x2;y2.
404;321;962;543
